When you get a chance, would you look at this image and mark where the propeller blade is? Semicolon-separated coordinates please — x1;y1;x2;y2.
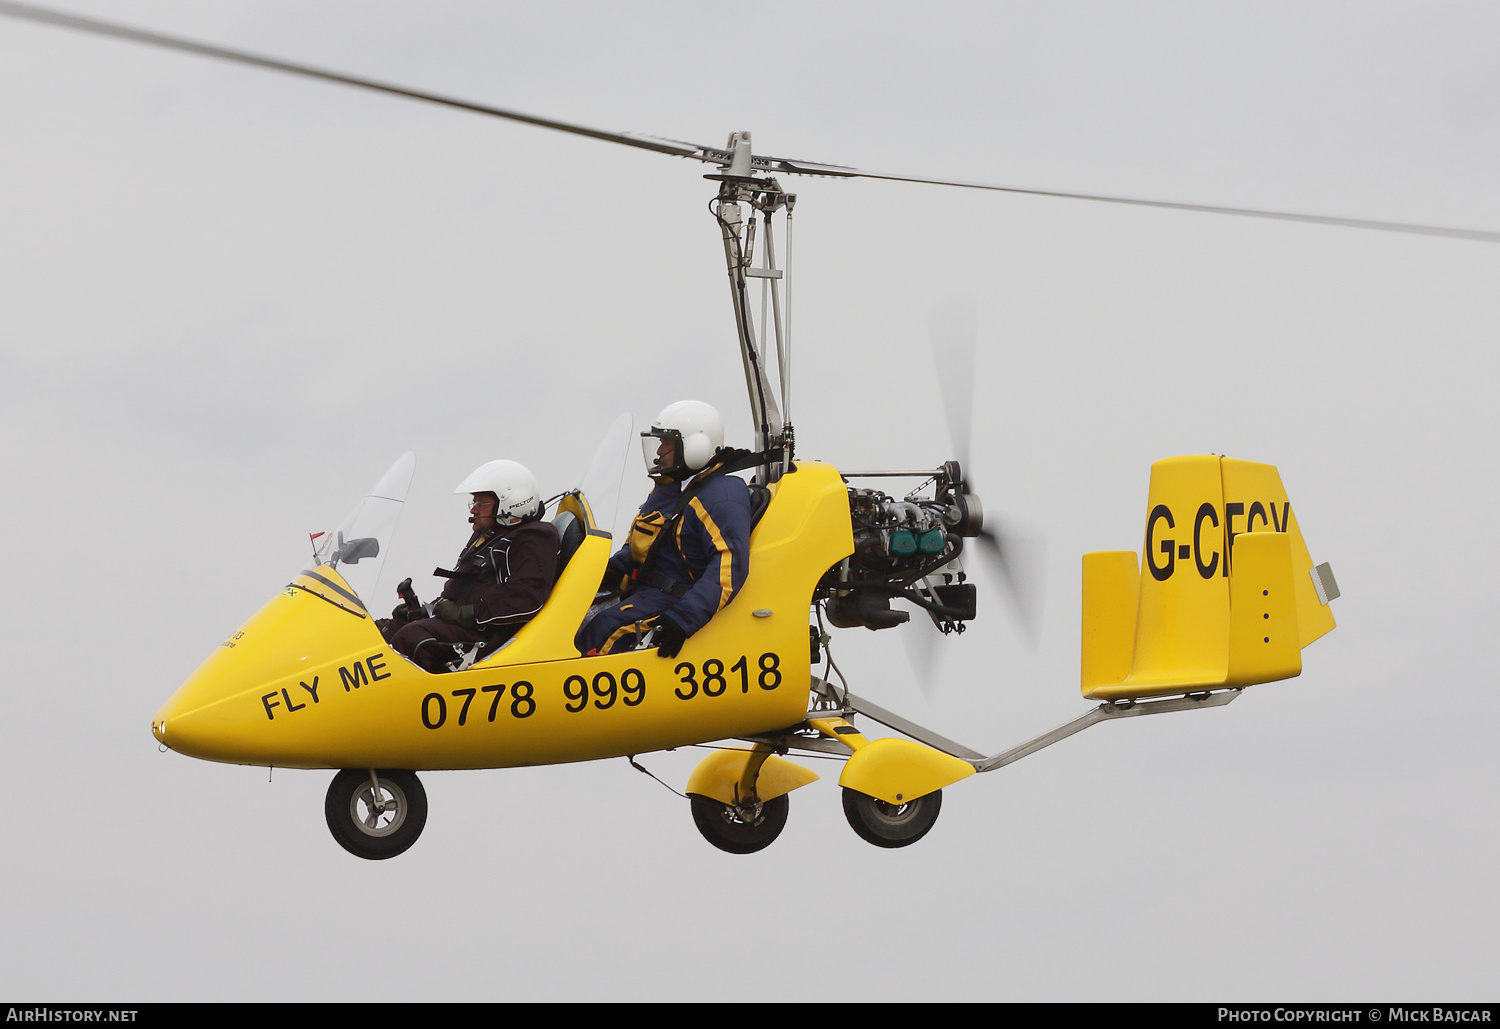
926;297;1044;647
972;523;1045;647
901;614;943;701
927;296;977;474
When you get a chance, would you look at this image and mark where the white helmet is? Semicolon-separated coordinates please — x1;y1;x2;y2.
642;400;724;477
453;459;542;525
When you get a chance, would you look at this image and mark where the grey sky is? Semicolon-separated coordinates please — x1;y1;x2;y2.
0;0;1496;1001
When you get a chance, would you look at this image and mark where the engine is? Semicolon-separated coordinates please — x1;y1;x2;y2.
817;461;982;632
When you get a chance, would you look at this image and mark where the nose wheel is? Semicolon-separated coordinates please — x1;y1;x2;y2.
325;768;428;860
842;786;942;848
688;792;789;854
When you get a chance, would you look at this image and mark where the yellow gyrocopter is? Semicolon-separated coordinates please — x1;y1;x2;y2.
152;436;1340;859
20;1;1472;860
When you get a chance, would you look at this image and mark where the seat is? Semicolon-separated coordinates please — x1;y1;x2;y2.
748;483;772;529
552;509;587;579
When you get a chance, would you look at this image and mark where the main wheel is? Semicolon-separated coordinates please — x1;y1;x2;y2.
688;792;789;854
842;786;942;848
325;768;428;860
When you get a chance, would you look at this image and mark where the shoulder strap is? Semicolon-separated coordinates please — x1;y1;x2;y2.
696;446;787;481
636;447;776;586
433;528;499;579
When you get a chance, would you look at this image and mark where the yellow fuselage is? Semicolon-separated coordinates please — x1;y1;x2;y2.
153;463;855;770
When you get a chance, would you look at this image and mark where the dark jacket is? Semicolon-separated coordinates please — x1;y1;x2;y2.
441;518;561;632
606;464;752;637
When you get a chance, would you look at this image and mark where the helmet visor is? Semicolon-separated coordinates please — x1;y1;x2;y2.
641;427;683;476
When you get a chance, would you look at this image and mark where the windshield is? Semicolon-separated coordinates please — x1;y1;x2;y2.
310;452;416;602
574;412;632;538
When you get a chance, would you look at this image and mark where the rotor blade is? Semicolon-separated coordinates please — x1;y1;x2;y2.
927;296;977;474
12;1;1492;245
0;1;726;163
765;156;1500;244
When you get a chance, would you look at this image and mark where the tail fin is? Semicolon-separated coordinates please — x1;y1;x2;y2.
1081;456;1336;701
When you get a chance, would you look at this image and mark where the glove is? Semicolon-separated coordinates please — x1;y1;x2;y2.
434;600;476;628
653;614;688;659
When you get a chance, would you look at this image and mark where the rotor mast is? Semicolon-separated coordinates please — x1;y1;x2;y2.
709;132;795;484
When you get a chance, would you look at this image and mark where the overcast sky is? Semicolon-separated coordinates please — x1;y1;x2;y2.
1;0;1496;1002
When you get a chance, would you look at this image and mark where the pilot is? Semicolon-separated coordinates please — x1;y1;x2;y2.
575;400;753;659
381;459;560;673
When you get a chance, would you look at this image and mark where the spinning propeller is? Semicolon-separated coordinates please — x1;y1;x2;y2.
904;298;1046;695
928;297;1045;645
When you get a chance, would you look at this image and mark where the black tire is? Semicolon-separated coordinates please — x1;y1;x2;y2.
688;792;789;854
325;768;428;860
842;786;942;849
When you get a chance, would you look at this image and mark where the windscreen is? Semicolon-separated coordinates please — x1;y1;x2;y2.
311;452;416;603
574;412;632;538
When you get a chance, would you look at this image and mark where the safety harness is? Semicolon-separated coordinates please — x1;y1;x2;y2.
620;447;780;597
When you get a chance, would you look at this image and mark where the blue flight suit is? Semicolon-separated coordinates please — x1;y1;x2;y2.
575;463;752;655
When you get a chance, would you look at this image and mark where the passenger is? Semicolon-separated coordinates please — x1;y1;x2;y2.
575;401;752;659
381;460;560;673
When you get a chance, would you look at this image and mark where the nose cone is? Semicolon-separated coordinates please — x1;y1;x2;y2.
148;703;227;762
152;672;250;763
154;572;383;766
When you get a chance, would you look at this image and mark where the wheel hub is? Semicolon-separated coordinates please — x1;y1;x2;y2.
729;801;765;826
351;781;406;837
